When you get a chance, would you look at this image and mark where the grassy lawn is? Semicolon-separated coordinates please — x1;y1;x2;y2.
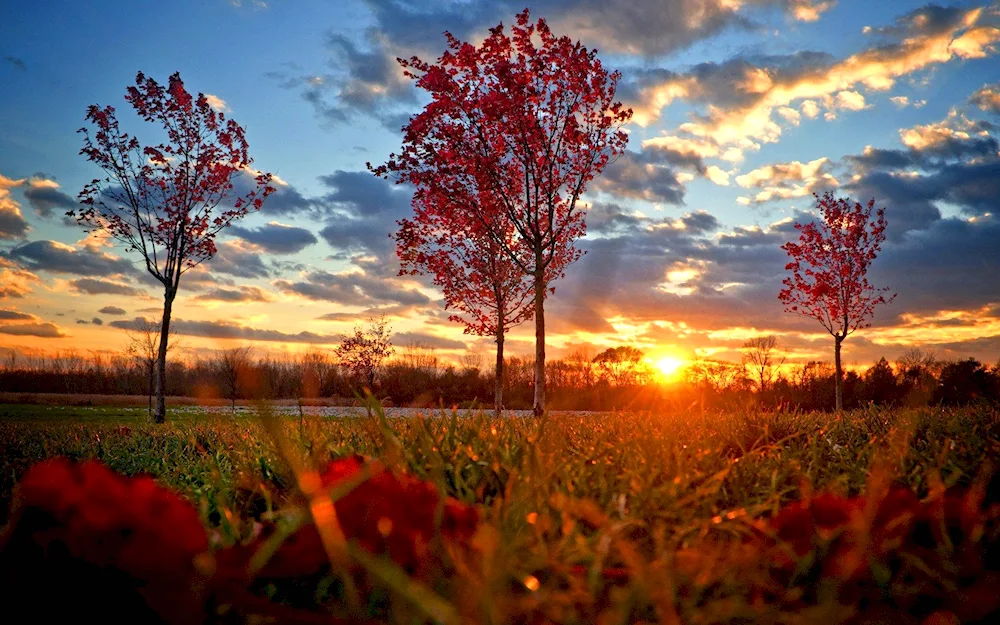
2;402;998;622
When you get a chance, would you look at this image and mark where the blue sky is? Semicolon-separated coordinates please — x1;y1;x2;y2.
1;0;999;369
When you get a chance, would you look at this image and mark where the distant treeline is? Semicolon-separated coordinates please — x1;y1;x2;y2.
1;347;998;411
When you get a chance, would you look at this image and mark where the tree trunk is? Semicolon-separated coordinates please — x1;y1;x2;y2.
153;288;175;424
834;335;844;412
494;325;505;417
146;362;154;419
532;268;546;417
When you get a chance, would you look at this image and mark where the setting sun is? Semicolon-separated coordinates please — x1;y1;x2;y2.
654;356;687;382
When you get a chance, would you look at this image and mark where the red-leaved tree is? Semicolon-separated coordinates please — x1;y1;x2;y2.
372;10;632;415
72;72;274;423
779;191;896;411
396;188;535;415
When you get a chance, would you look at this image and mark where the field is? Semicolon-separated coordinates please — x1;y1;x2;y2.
2;401;999;623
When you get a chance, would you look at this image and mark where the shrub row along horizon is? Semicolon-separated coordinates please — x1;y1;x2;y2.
3;451;1000;623
66;8;898;423
2;350;997;411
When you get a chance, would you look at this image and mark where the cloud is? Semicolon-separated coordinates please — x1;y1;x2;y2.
0;309;35;321
23;177;76;219
0;257;39;299
734;156;838;204
970;81;1000;113
229;170;312;216
316;170;412;265
846;111;999;236
191;286;275;303
110;317;340;344
0;322;66;338
205;240;272;279
0;173;30;239
274;269;432;308
628;5;1000;158
393;331;467;351
69;277;144;296
229;221;319;254
7;240;134;277
98;306;127;315
204;94;230;112
890;95;910;108
282;0;837;129
3;56;26;71
592;149;693;204
76;317;104;326
0;199;29;240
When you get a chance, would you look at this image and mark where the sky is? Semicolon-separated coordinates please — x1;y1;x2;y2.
1;0;999;371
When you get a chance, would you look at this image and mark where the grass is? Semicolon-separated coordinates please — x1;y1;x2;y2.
2;402;999;622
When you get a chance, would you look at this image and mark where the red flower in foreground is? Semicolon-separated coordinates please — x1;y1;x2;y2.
247;455;479;578
0;458;210;624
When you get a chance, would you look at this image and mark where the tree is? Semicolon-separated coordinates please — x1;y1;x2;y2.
864;357;900;405
72;72;274;423
779;192;896;411
123;317;177;419
592;346;645;387
373;10;631;416
396;202;534;415
741;335;785;394
214;346;254;413
336;317;394;392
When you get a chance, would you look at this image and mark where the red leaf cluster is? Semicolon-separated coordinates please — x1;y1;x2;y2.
73;71;274;289
0;456;479;622
754;484;1000;622
0;458;211;623
234;455;480;579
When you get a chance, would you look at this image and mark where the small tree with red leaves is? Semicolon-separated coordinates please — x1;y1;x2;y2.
372;10;631;416
72;72;273;423
396;189;535;415
779;191;896;411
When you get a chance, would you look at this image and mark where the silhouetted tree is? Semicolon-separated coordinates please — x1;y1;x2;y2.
215;346;254;412
336;317;394;393
741;335;785;394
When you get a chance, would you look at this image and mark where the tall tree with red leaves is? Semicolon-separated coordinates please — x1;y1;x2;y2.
779;191;896;411
396;186;535;415
372;10;632;415
72;72;274;423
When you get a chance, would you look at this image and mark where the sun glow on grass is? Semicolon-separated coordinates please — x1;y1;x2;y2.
654;356;687;382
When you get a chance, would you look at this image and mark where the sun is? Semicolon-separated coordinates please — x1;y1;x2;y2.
654;356;687;382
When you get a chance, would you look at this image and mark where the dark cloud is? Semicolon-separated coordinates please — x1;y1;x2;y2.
282;1;830;128
274;269;431;308
846;114;1000;239
970;82;1000;114
2;56;26;71
229;222;318;254
0;309;34;321
76;317;104;325
191;286;274;303
70;277;145;296
393;331;467;350
0;322;66;338
110;317;340;344
592;149;692;205
316;170;412;264
23;181;76;219
8;240;134;276
98;306;127;315
0;203;29;239
205;241;272;279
